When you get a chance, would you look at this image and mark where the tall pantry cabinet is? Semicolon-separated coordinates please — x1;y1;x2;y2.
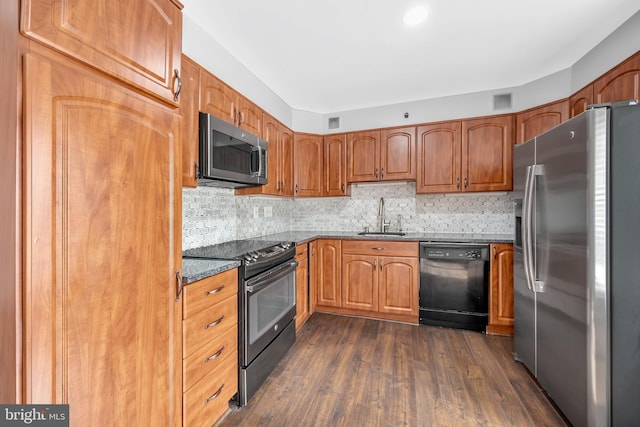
6;0;184;424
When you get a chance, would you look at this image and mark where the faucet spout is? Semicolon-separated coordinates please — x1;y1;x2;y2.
378;198;388;232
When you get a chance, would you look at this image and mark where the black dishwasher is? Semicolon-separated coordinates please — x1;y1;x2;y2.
419;242;490;332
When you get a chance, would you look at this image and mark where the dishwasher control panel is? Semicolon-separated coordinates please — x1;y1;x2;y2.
420;243;490;261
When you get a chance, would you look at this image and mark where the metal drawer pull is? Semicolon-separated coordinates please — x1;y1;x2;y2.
205;285;225;296
372;247;384;250
205;316;224;329
205;384;224;404
205;346;225;363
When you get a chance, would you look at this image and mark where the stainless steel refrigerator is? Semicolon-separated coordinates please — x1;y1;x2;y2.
513;101;640;427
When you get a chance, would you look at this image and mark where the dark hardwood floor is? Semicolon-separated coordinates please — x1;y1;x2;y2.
217;313;567;427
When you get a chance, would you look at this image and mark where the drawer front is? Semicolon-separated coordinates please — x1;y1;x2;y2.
184;325;237;392
183;268;238;319
295;243;308;258
183;350;238;427
342;240;418;257
183;294;238;358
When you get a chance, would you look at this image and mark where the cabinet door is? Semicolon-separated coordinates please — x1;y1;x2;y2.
487;243;514;335
515;100;569;144
261;113;281;195
200;69;236;124
416;121;462;193
323;133;348;196
347;130;380;182
236;94;262;137
295;245;310;330
378;256;419;317
294;133;324;197
341;254;379;311
380;127;416;181
594;51;640;104
23;49;181;424
316;239;341;308
22;0;182;104
462;115;513;192
180;55;200;188
279;125;294;196
309;240;318;312
570;84;594;118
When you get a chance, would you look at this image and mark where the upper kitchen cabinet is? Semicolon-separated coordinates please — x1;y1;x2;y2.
181;55;200;188
294;133;324;197
236;114;293;196
23;45;182;424
21;0;183;105
323;133;349;196
346;128;416;183
462;115;513;192
200;69;263;137
570;84;594;118
594;50;640;104
416;121;462;193
515;99;569;144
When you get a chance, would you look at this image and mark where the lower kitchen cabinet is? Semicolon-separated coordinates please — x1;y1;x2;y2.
182;268;239;426
317;240;419;324
487;243;514;335
315;239;343;309
295;243;311;329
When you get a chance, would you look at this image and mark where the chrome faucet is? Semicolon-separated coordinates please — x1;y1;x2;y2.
378;197;390;232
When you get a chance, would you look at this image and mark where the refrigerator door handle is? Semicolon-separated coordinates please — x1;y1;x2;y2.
522;165;534;291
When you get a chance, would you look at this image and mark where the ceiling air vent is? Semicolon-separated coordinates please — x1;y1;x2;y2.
328;116;340;130
493;93;512;110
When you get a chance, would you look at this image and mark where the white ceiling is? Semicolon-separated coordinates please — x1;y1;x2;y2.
183;1;640;114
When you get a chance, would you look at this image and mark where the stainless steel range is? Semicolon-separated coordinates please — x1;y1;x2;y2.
183;239;297;406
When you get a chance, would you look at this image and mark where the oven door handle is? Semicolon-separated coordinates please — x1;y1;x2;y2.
245;260;298;294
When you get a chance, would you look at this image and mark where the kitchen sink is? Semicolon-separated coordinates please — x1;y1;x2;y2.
357;231;406;237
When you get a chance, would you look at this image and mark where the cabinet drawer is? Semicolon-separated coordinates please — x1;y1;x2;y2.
183;268;238;319
183;294;237;358
295;243;308;258
183;350;238;427
342;240;418;257
184;325;237;392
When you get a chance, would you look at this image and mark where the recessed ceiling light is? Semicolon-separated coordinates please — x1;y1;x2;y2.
403;5;429;26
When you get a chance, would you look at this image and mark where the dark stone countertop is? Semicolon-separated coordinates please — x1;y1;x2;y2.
253;231;514;245
182;258;241;284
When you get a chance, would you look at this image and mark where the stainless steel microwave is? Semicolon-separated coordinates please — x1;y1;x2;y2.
198;112;267;188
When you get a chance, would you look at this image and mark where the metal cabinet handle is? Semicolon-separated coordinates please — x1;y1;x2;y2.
464;177;468;188
238;111;243;126
173;69;182;101
205;346;225;363
380;261;382;271
381;167;385;179
205;315;224;329
372;247;384;251
456;177;460;189
295;184;299;194
194;162;200;180
205;384;224;404
375;168;379;179
493;246;497;259
373;259;377;268
341;183;345;193
205;285;225;296
175;270;183;302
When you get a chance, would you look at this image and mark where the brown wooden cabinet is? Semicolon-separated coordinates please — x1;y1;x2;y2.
417;116;512;193
309;240;318;313
236;114;294;196
182;268;239;426
346;128;416;183
487;243;514;336
515;99;569;144
462;115;513;192
23;45;182;424
315;239;342;308
594;51;640;105
338;240;419;323
21;0;183;104
294;133;324;197
570;84;594;118
323;133;349;196
295;243;311;329
200;68;263;137
181;54;200;188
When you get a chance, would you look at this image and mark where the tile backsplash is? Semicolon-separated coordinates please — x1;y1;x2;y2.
182;182;514;250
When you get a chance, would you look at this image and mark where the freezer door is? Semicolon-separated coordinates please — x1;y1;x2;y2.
534;112;590;427
513;141;537;374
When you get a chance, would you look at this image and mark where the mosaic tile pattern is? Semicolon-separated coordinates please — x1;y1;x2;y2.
182;182;514;250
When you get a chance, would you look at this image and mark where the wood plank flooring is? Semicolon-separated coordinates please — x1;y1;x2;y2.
217;313;567;427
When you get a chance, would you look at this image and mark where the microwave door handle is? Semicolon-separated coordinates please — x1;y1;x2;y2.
251;146;263;178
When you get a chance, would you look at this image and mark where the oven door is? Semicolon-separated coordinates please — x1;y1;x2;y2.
243;259;297;364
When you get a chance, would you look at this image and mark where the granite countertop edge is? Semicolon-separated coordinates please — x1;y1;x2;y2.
182;258;241;285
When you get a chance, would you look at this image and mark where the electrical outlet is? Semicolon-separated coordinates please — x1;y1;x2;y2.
253;207;260;218
264;206;273;217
